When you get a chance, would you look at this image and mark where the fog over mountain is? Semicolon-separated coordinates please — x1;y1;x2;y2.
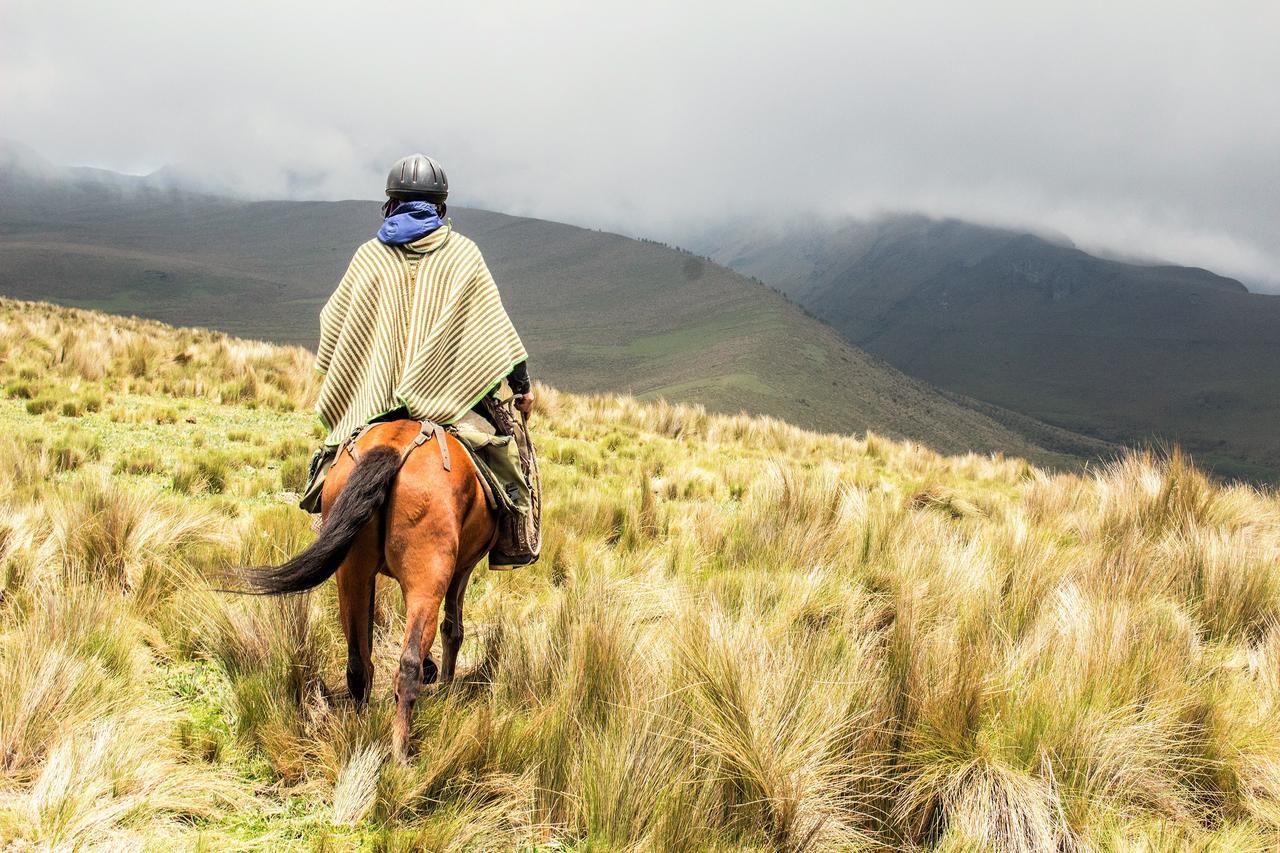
3;1;1278;290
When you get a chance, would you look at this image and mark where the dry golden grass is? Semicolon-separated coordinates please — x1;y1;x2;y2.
0;297;319;412
0;298;1277;849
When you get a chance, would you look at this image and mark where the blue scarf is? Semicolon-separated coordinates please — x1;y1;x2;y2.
377;200;444;245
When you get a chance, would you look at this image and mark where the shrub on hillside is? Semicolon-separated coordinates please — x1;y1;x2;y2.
37;477;226;592
123;338;157;378
114;447;165;476
50;431;102;472
172;454;231;495
25;394;58;415
218;377;256;404
280;456;309;493
4;379;36;399
270;436;312;458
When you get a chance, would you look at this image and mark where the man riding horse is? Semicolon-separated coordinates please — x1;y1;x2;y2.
301;153;540;569
247;154;543;760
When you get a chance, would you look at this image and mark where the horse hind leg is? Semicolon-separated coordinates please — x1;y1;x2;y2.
346;578;375;705
440;562;478;684
335;525;380;708
391;563;451;762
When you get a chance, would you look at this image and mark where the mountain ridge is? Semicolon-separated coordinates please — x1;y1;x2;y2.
694;213;1280;481
0;155;1103;467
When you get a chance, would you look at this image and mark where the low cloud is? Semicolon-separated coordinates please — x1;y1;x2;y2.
3;0;1277;288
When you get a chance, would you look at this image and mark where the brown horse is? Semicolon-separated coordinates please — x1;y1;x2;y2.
239;420;496;760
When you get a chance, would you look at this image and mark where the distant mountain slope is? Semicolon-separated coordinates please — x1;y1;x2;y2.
0;147;1091;464
696;215;1280;482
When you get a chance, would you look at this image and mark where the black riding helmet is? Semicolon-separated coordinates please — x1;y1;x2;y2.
386;153;448;203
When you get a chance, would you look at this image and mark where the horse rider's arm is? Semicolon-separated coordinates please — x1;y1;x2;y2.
507;361;531;395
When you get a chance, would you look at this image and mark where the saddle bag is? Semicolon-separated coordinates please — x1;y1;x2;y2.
475;394;542;569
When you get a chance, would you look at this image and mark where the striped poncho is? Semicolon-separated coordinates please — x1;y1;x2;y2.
314;224;528;447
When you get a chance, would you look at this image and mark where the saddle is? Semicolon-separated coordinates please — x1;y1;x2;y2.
328;410;541;569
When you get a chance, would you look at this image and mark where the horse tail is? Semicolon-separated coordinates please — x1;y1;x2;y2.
240;446;401;595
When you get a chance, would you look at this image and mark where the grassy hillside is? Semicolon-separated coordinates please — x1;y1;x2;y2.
1;299;1279;849
697;214;1280;482
0;151;1103;466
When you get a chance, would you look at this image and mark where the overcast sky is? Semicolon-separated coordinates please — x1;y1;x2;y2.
3;1;1278;288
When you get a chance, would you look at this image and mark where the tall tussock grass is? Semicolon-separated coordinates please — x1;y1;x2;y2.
0;472;242;846
0;297;319;410
0;299;1278;847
